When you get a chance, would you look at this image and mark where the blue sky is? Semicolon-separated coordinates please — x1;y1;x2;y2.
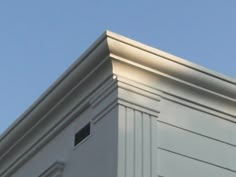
0;0;235;134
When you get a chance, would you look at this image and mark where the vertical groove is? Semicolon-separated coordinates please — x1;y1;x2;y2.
150;115;152;177
126;107;134;177
119;106;157;177
151;116;157;177
157;120;160;176
134;110;136;177
118;105;126;177
134;110;142;177
141;112;144;177
124;106;127;177
132;108;135;177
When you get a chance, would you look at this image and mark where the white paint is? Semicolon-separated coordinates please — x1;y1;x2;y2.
0;31;235;177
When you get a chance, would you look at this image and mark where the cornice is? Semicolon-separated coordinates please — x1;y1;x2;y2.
0;30;235;174
0;31;111;165
0;74;116;176
105;31;236;100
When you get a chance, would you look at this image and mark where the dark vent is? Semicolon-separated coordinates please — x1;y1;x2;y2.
74;123;90;146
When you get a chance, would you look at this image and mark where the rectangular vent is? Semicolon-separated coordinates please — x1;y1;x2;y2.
74;123;90;146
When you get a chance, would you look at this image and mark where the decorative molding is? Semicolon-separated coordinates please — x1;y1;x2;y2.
112;58;236;117
0;74;116;176
38;162;65;177
117;77;162;103
0;30;235;176
106;31;236;99
90;76;118;108
0;38;111;158
92;98;118;124
162;92;236;122
1;31;235;156
118;99;159;117
118;105;158;177
117;74;236;121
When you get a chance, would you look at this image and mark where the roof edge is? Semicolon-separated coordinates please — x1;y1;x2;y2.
0;30;235;159
0;31;111;154
106;30;236;84
105;31;236;99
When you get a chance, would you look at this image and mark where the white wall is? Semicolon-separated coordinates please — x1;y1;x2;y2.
158;98;236;177
117;105;157;177
11;93;118;177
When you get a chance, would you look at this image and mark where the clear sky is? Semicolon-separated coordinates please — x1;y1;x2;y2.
0;0;235;135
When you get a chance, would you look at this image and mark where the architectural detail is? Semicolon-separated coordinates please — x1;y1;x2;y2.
38;162;64;177
0;31;235;177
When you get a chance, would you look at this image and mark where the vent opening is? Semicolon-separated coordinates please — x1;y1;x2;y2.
74;123;90;146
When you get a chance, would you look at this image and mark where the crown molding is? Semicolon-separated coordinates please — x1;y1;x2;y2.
105;31;236;100
0;30;235;175
0;32;110;158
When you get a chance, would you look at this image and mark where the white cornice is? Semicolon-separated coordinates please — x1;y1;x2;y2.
105;31;236;99
1;31;235;146
0;30;235;175
0;32;110;157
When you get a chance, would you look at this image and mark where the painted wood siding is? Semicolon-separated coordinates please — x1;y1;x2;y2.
118;105;157;177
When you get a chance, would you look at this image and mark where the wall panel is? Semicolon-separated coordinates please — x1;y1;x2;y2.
118;105;157;177
157;98;236;177
158;149;236;177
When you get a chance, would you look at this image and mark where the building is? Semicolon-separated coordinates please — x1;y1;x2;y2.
0;31;236;177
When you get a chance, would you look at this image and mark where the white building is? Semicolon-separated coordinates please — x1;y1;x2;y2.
0;31;236;177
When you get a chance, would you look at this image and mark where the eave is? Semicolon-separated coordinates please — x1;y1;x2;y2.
0;30;235;170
